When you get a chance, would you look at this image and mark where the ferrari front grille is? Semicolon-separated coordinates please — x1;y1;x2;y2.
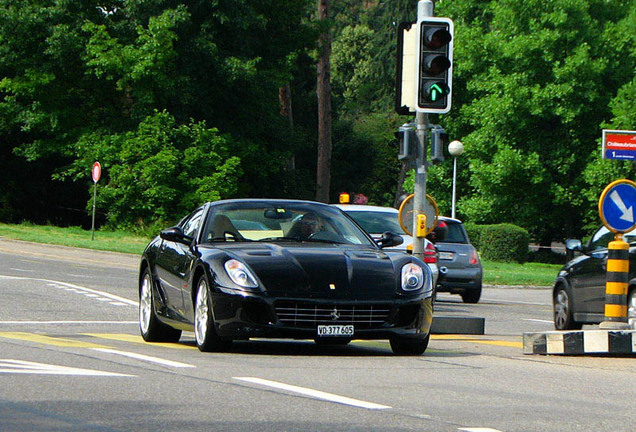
274;302;391;329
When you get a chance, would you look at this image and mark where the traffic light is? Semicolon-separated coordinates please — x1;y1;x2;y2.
416;17;453;114
430;125;448;164
396;123;417;163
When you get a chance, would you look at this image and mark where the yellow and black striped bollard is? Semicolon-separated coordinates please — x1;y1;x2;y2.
600;236;630;329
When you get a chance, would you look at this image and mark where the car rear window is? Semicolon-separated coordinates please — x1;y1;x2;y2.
442;222;468;244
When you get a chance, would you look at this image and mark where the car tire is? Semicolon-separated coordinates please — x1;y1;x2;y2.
389;334;429;355
194;274;232;352
553;285;582;330
460;285;482;304
628;289;636;330
139;268;182;343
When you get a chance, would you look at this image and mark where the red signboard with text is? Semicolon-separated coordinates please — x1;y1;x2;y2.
603;130;636;160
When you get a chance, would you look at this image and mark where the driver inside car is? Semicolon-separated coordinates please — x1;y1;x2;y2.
298;213;321;240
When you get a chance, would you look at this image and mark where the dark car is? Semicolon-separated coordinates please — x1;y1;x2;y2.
138;199;434;355
553;225;636;330
433;217;483;303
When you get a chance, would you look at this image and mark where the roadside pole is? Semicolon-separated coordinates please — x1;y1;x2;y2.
91;161;101;241
395;0;453;258
412;112;429;260
411;0;434;261
600;237;630;329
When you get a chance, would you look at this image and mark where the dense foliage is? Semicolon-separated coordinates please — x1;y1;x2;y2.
0;0;635;243
466;222;530;263
0;0;317;228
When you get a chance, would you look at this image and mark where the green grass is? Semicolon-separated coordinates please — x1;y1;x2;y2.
0;223;150;255
482;260;562;287
0;222;563;286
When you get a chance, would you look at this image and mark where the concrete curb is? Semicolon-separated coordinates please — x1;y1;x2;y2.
431;316;485;335
523;330;636;355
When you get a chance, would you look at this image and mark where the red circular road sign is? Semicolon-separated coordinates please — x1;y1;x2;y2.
92;162;102;183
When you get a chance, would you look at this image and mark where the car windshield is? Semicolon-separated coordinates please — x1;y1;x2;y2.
201;201;375;246
343;210;402;234
589;225;636;250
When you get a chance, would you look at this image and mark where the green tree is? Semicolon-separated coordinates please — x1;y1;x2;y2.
68;111;241;228
0;0;317;228
434;0;635;242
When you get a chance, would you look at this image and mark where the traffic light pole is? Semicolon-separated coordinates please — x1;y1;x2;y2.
412;112;429;260
411;0;434;261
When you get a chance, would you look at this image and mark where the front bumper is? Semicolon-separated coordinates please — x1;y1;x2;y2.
209;290;433;341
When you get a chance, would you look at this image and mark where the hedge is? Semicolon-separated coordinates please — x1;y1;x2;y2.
463;223;530;263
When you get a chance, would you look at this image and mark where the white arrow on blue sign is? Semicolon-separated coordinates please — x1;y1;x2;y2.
599;179;636;233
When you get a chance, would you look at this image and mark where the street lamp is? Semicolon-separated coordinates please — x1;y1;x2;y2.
448;140;464;219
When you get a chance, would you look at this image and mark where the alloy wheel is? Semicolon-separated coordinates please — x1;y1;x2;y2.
554;289;570;329
139;273;153;335
195;279;209;345
628;291;636;330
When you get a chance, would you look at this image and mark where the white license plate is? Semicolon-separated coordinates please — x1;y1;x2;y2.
439;252;454;260
317;325;354;337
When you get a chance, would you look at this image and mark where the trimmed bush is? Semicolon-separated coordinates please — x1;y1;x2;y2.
466;223;529;263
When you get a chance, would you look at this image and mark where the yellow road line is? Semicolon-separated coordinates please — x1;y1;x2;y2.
431;334;523;348
0;332;110;349
84;333;195;350
0;331;523;351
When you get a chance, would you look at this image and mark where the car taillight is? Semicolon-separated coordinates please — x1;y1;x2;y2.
424;242;437;264
470;250;479;265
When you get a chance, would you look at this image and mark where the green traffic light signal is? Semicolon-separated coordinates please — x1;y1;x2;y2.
422;82;450;103
417;17;454;114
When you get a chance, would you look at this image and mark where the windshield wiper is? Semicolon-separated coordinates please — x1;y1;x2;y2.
208;237;252;243
257;236;300;242
305;238;344;244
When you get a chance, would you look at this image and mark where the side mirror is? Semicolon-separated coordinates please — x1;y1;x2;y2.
564;239;582;263
377;231;404;249
160;227;193;245
565;239;582;252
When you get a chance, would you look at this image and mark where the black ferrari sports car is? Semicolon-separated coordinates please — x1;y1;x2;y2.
138;199;434;355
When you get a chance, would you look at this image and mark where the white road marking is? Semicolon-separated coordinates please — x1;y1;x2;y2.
0;321;137;325
234;377;391;410
0;359;134;377
459;428;504;432
482;298;548;306
92;348;195;368
523;318;553;324
0;275;138;307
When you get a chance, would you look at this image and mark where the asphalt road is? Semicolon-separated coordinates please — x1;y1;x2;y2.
0;237;634;432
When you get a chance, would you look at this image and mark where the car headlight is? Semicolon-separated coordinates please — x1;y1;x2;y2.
401;263;425;291
224;259;258;288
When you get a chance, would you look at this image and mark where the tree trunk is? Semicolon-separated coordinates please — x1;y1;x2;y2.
394;162;409;208
315;0;332;203
279;83;295;170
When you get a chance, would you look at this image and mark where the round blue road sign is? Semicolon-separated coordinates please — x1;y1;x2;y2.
599;179;636;233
